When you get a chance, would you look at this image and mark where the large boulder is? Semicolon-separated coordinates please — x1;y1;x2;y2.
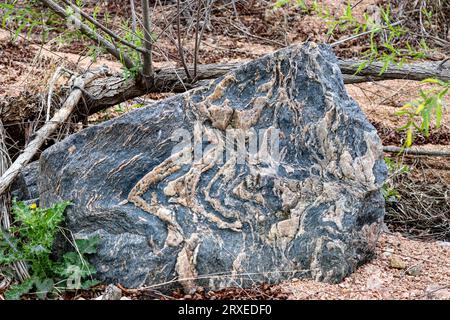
39;43;387;290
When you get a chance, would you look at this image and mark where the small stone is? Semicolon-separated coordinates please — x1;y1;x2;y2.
389;255;406;269
406;264;422;276
120;296;131;300
366;274;383;290
196;286;205;293
426;284;450;300
102;284;122;300
382;247;394;258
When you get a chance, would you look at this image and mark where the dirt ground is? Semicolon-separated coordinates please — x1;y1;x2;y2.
0;0;449;300
281;232;450;300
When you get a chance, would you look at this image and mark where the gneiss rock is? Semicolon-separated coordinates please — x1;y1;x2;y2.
38;43;387;290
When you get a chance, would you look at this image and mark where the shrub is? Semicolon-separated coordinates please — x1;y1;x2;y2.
0;200;100;299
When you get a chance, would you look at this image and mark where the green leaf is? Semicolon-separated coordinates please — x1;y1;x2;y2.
406;127;413;147
436;103;443;128
75;235;100;255
81;279;101;290
5;278;35;300
35;278;54;300
421;78;443;86
355;60;368;75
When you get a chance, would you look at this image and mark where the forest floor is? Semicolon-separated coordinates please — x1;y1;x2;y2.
0;0;449;300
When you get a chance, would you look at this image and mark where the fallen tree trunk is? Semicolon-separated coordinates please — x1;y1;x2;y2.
339;59;450;83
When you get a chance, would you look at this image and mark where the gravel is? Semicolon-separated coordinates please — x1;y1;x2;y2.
281;233;450;300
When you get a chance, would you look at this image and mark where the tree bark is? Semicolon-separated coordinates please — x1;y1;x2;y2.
141;0;154;78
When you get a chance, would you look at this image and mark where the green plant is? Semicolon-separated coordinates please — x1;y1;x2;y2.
0;0;66;42
0;200;100;300
382;157;410;203
273;0;429;74
395;79;449;148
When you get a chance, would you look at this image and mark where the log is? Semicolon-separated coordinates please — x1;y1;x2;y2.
339;59;450;83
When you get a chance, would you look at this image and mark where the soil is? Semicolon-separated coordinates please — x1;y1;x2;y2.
281;232;450;300
0;0;449;300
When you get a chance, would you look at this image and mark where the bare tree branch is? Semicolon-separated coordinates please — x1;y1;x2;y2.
339;59;450;82
2;58;449;124
383;146;450;157
176;0;192;80
193;0;202;79
130;0;137;34
39;0;136;70
0;71;102;196
141;0;154;77
61;0;148;54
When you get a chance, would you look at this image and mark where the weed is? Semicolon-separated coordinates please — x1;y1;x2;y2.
0;200;100;300
395;79;449;148
382;157;409;203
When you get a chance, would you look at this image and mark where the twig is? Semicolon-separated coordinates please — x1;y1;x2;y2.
193;0;214;79
193;0;202;79
130;0;137;34
229;20;285;47
141;0;154;77
176;0;192;80
39;0;135;70
331;20;404;47
46;65;64;122
383;145;450;157
61;0;148;54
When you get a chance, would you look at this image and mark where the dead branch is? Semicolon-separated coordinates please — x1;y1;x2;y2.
0;71;101;197
383;146;450;157
141;0;154;77
61;0;148;54
2;58;449;123
39;0;136;70
339;59;450;83
176;0;192;80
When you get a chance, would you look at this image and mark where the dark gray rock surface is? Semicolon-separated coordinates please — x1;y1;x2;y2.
11;161;39;203
39;43;387;290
